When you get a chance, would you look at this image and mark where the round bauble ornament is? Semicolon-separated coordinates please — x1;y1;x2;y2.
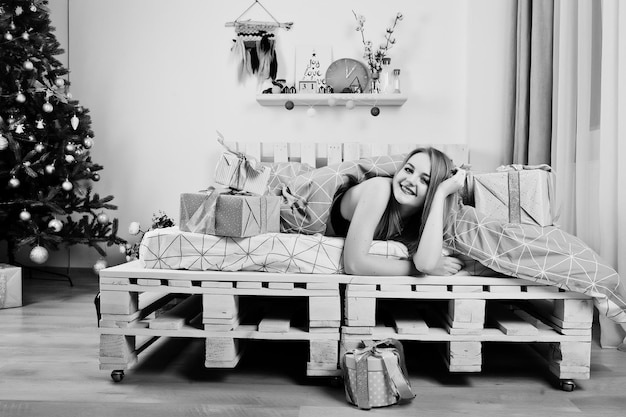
45;164;55;174
92;173;100;182
30;4;38;12
118;244;127;254
16;92;26;103
4;32;13;41
48;218;63;232
306;107;317;118
65;154;75;163
9;177;20;188
30;246;49;264
370;106;380;117
55;78;65;87
327;97;337;107
22;32;29;40
65;142;75;153
83;137;94;149
20;209;31;221
93;258;108;274
23;60;34;71
42;102;53;113
34;142;45;153
345;100;355;110
284;100;295;110
62;179;73;191
97;212;109;225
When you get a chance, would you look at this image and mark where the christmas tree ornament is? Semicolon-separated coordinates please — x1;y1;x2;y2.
0;135;8;150
44;164;55;174
30;246;49;264
48;218;63;232
285;100;294;110
70;114;79;130
42;101;53;113
10;21;16;30
4;32;13;41
83;137;94;148
15;123;25;133
20;209;31;221
30;3;38;13
23;60;34;70
16;92;26;103
62;179;73;191
15;6;23;16
22;32;29;40
92;173;100;182
65;142;75;153
93;258;107;274
306;107;317;117
36;119;45;129
97;212;110;225
128;222;141;235
345;100;355;110
9;177;20;188
34;142;45;152
118;244;127;254
370;106;380;116
54;77;65;87
65;154;75;163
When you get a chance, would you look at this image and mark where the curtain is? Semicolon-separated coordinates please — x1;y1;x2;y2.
551;0;626;349
512;0;554;165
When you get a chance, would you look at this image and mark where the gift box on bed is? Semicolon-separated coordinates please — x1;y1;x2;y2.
214;134;271;195
342;339;415;409
179;190;280;237
0;264;22;309
470;164;556;227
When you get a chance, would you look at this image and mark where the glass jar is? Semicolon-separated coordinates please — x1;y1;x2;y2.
392;69;401;93
379;58;392;94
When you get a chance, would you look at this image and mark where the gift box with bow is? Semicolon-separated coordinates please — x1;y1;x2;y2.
468;164;557;227
214;132;271;195
0;264;22;309
342;339;415;409
179;188;281;237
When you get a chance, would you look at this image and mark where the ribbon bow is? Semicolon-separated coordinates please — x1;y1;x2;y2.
217;130;264;191
343;338;415;410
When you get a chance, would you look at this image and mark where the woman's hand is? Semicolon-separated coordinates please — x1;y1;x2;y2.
417;255;464;276
437;168;466;197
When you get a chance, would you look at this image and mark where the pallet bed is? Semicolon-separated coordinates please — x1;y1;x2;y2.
98;141;598;391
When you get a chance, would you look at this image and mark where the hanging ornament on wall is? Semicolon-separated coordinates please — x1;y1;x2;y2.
226;0;292;83
30;246;49;264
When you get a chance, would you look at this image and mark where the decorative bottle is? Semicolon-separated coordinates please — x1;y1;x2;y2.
379;57;392;94
392;69;401;93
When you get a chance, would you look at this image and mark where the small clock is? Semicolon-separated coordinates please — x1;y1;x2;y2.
325;58;371;93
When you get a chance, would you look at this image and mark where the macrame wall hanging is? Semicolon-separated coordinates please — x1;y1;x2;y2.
226;0;293;83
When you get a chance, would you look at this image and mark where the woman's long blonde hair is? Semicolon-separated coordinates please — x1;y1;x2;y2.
375;147;455;255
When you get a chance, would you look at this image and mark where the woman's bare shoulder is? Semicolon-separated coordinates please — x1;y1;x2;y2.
344;176;392;203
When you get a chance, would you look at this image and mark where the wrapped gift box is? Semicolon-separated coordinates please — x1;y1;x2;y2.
343;340;414;409
180;191;280;237
471;166;556;227
0;264;22;309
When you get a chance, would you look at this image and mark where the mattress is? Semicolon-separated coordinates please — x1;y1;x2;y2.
138;227;409;274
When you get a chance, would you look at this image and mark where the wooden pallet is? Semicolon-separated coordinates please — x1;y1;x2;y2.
341;275;593;382
98;261;342;378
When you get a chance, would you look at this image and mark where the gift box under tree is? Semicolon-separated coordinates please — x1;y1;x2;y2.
470;164;556;227
179;190;280;238
0;264;22;309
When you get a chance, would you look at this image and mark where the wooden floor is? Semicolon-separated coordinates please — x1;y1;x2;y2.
1;270;625;417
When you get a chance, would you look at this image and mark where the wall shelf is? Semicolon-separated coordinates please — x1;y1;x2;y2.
256;93;408;107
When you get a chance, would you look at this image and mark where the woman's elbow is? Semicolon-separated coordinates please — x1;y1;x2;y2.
413;257;436;275
343;258;361;275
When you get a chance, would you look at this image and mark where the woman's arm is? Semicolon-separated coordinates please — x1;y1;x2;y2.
412;169;466;274
342;178;419;276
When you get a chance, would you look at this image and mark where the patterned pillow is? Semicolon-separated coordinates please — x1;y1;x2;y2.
263;161;314;195
276;155;406;234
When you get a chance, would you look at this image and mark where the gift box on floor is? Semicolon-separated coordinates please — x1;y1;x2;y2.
0;264;22;309
180;189;281;237
470;164;556;227
342;339;415;409
214;133;271;195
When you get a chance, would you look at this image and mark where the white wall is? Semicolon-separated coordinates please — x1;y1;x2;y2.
36;0;514;268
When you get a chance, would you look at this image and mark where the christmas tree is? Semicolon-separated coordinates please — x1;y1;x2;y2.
0;0;125;268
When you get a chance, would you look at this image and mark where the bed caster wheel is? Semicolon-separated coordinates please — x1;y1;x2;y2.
560;379;576;392
111;370;124;383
